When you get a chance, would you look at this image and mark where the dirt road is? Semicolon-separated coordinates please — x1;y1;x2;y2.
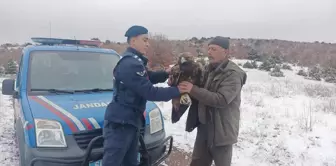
161;147;192;166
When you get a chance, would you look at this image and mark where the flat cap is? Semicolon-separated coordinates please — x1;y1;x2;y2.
208;36;230;49
124;25;148;38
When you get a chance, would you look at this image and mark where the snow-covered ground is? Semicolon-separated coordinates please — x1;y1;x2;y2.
1;59;336;166
0;77;19;166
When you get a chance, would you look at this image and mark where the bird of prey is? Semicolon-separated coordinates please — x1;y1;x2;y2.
169;52;204;123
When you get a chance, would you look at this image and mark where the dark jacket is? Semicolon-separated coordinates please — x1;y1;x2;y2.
186;60;247;146
104;47;180;127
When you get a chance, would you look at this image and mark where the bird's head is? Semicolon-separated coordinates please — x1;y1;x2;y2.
178;52;194;65
177;52;195;74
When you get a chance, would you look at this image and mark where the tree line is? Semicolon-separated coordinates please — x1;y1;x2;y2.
0;59;18;76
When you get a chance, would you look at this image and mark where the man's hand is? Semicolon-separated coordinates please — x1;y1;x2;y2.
167;76;173;86
178;81;193;93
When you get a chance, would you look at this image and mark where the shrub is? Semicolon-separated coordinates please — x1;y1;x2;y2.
324;76;336;83
282;64;292;70
247;49;260;61
5;59;18;74
307;64;323;81
243;61;254;69
321;99;336;114
251;60;258;68
269;65;285;77
259;60;273;71
297;69;307;77
303;84;335;98
269;56;284;65
321;67;336;83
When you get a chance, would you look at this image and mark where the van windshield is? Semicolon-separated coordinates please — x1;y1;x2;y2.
28;50;119;92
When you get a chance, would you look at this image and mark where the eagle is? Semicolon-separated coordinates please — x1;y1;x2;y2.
169;52;204;123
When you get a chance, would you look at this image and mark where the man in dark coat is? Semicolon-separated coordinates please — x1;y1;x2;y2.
103;25;182;166
178;36;247;166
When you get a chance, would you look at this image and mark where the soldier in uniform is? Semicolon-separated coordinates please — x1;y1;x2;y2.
102;25;182;166
178;36;247;166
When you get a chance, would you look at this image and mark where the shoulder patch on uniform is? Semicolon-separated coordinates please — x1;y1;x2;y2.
136;70;146;76
133;55;142;62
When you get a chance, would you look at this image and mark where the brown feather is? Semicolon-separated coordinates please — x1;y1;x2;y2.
170;52;204;123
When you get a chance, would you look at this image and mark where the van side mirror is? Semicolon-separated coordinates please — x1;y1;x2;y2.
2;79;15;96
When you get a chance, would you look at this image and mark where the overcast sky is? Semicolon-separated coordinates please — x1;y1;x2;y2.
1;0;335;44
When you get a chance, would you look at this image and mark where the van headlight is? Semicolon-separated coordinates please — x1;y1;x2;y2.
149;108;163;134
34;119;67;148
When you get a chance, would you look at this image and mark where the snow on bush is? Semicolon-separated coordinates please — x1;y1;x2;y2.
303;84;335;98
251;60;258;69
307;64;323;81
282;64;293;70
243;61;258;69
321;67;336;83
269;65;285;77
297;68;308;77
259;59;274;71
243;61;254;69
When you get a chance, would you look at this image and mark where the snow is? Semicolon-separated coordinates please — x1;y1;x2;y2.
0;77;19;166
1;59;336;165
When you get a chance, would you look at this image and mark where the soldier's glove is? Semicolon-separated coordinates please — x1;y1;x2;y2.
180;93;192;106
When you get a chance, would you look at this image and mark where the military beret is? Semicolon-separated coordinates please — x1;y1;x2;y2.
124;25;148;38
208;36;230;49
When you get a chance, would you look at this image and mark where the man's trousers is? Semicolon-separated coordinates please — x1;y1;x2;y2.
102;121;139;166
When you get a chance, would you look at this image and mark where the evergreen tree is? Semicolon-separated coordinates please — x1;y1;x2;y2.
243;61;254;69
308;64;322;81
6;59;18;74
269;65;285;77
